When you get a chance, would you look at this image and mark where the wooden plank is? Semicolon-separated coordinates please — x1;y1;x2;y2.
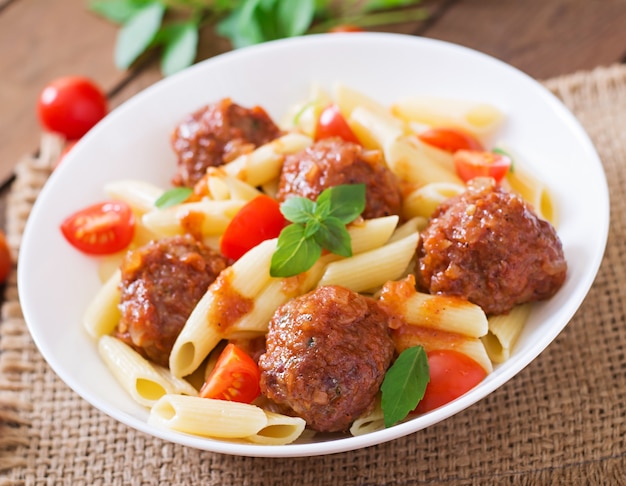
0;0;127;183
419;0;626;79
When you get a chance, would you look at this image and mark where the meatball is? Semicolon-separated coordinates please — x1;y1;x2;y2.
258;285;395;433
416;178;567;315
115;235;228;367
171;98;281;187
276;137;403;219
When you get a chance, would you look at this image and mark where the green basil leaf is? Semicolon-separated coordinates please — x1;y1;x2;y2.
270;224;322;277
317;183;366;224
381;345;429;428
364;0;421;12
89;0;150;24
280;196;316;224
276;0;315;37
314;216;352;257
160;21;199;76
303;218;321;239
114;1;165;69
155;187;193;209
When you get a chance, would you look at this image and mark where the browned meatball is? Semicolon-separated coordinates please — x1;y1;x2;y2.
171;98;281;187
276;137;403;219
258;285;395;433
115;235;228;367
416;178;567;315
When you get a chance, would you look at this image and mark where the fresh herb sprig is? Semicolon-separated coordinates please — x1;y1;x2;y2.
270;183;365;278
381;345;430;427
154;186;193;208
88;0;427;76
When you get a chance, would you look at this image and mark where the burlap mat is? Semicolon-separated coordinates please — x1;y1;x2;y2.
1;64;625;486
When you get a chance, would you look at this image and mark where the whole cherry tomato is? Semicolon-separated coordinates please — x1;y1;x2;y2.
199;343;261;404
453;149;512;183
60;200;135;255
0;230;12;284
37;76;108;140
220;195;287;260
414;349;487;414
315;104;360;144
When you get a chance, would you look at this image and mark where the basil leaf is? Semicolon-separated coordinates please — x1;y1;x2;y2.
317;183;366;224
155;187;193;209
277;0;315;37
381;345;429;428
160;21;199;76
314;217;352;258
280;196;316;224
115;1;165;69
364;0;422;11
89;0;150;24
270;225;322;277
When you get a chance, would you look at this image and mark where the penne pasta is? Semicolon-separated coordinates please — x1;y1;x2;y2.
348;105;404;153
482;303;532;363
347;215;399;254
148;394;268;439
503;164;557;225
98;335;197;408
104;179;165;213
350;396;385;436
317;232;419;293
223;133;312;187
246;411;306;445
83;268;121;338
402;182;465;220
200;168;263;202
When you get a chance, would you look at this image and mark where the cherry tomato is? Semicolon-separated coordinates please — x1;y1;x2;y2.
0;230;12;284
220;195;287;260
37;76;108;140
453;149;512;183
417;127;484;153
60;201;135;255
414;349;487;414
329;24;364;33
315;104;360;144
199;343;261;404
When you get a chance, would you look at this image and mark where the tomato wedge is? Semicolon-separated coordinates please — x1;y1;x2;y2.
60;201;135;255
315;104;360;144
417;127;484;153
220;195;287;260
414;349;487;414
453;149;512;183
199;343;261;404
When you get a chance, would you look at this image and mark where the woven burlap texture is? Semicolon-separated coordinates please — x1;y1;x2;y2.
1;64;625;486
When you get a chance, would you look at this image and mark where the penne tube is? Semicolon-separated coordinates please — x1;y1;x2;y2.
503;164;557;225
333;82;400;124
347;215;399;254
223;133;312;187
83;268;121;338
280;83;331;137
348;105;404;152
202;168;262;201
142;199;245;238
317;232;419;293
169;239;278;377
402;181;466;220
388;216;425;243
104;180;164;213
391;96;505;139
98;336;196;408
246;411;306;445
350;396;385;436
148;394;268;439
482;303;531;363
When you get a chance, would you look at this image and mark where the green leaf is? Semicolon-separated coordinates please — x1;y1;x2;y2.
276;0;315;37
270;225;322;278
317;183;366;224
381;345;429;428
114;1;165;69
492;147;515;173
154;187;193;209
280;196;316;224
364;0;422;12
217;0;267;48
314;217;352;257
160;21;199;76
89;0;151;24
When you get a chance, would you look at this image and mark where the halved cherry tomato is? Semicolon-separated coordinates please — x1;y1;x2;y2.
37;76;108;140
315;104;360;144
60;201;135;255
220;195;287;260
453;149;512;183
199;343;261;404
414;349;487;414
417;127;484;153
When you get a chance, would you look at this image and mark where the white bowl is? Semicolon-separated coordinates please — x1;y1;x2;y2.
18;33;609;457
